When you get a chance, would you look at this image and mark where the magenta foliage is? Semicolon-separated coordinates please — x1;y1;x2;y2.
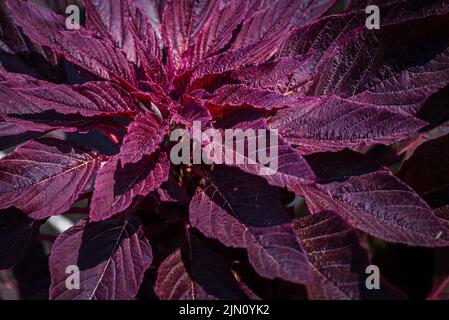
1;0;449;300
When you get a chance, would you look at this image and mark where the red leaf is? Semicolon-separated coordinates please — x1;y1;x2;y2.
90;151;169;221
49;212;152;300
6;0;138;88
184;0;248;67
201;84;302;111
0;138;100;219
119;113;168;165
0;72;138;117
189;166;310;285
295;211;371;300
232;0;300;50
268;96;426;154
161;0;220;69
213;109;315;188
155;228;247;300
0;120;41;150
294;169;449;247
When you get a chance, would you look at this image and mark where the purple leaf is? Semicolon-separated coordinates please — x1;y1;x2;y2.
294;211;371;300
213;109;315;188
305;149;385;183
86;0;166;89
127;2;167;88
0;207;44;271
189;28;293;89
135;0;163;36
310;16;449;114
6;0;138;88
0;120;41;150
227;55;313;94
232;0;300;50
398;134;449;209
294;169;449;247
281;1;449;59
0;1;62;80
4;111;121;133
119;113;168;165
86;0;140;63
184;0;248;67
49;212;152;300
0;72;138;117
201;84;302;111
189;166;310;285
161;0;220;69
171;94;212;131
0;138;100;219
279;2;449;111
268;96;426;154
155;228;247;300
293;1;336;24
90;151;169;221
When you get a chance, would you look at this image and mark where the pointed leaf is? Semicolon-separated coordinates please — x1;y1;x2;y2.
0;72;138;117
189;166;310;285
232;0;300;50
0;1;62;80
213;109;315;187
0;138;100;219
294;169;449;246
268;96;426;154
227;55;312;94
295;211;371;300
49;212;152;300
91;152;169;221
119;113;168;165
6;0;138;88
171;94;212;131
310;15;449;114
185;0;248;67
189;29;292;89
161;0;220;69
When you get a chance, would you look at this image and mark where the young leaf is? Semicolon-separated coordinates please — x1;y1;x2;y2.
184;0;248;67
86;0;138;62
161;0;220;69
232;0;300;50
119;113;168;165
